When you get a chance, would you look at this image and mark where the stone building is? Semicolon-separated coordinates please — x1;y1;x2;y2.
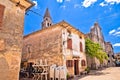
115;52;120;61
0;0;34;80
105;42;115;66
86;22;107;69
114;52;120;65
22;9;87;76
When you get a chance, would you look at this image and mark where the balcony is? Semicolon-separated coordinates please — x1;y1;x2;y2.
72;50;81;58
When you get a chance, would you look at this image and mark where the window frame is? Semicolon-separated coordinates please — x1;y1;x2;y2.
66;60;73;67
81;60;86;66
80;42;83;52
67;38;72;49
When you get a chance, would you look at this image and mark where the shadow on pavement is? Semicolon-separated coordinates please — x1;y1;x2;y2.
74;68;110;80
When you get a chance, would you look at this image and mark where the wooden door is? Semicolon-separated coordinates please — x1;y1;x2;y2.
74;60;79;75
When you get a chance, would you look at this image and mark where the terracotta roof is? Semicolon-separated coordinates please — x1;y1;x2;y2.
24;20;85;38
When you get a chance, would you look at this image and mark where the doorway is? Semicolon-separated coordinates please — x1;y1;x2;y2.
74;60;79;75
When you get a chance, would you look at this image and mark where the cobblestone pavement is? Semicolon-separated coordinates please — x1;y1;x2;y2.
79;67;120;80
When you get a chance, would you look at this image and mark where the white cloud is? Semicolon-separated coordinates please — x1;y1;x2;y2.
105;0;120;4
99;2;108;7
109;29;116;35
82;0;97;8
100;0;120;7
74;4;81;8
57;0;63;3
113;43;120;47
114;31;120;35
60;5;66;9
109;27;120;37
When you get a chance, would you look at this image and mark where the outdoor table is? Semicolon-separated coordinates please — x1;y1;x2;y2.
32;64;49;80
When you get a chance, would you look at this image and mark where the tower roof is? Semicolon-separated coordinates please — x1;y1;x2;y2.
94;22;99;26
44;8;51;19
93;21;101;30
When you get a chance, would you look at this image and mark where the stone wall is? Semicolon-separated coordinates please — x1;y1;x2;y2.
86;22;106;69
0;0;26;80
62;28;87;75
23;27;63;66
105;42;114;66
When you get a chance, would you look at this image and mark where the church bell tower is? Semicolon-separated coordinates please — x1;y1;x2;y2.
42;8;52;29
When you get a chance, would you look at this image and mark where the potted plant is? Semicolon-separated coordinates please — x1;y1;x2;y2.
67;73;70;80
67;73;74;80
85;67;90;74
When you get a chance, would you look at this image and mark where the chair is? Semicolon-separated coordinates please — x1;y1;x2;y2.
50;64;56;80
55;67;60;80
59;66;67;80
39;59;43;65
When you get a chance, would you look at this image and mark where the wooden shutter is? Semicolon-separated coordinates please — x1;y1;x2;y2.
66;60;73;67
81;60;86;66
0;4;5;29
67;39;72;49
80;42;83;52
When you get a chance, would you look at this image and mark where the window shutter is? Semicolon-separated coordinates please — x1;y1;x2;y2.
67;39;72;49
0;4;5;29
66;60;73;67
81;60;86;66
80;42;83;52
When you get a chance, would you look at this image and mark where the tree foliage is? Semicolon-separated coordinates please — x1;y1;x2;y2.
85;38;108;63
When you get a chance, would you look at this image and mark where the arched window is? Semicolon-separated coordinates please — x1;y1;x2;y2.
46;18;48;21
80;42;83;52
67;39;72;49
81;60;86;66
26;44;32;53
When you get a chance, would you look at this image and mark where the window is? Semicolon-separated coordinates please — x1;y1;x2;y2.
80;42;83;52
66;60;73;67
0;4;5;29
108;60;110;63
67;39;72;49
46;18;48;21
28;47;31;53
26;44;32;53
81;60;86;66
47;23;49;27
79;36;82;39
107;54;110;57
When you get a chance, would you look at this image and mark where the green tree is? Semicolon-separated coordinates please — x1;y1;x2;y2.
85;38;108;63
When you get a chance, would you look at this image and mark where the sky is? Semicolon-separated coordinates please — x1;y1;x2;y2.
24;0;120;53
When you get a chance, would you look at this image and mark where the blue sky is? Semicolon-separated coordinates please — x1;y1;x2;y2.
24;0;120;53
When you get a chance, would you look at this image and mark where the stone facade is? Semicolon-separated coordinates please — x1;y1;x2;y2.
86;22;107;69
22;20;87;76
0;0;34;80
23;26;63;66
22;8;87;76
115;52;120;62
105;42;115;66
